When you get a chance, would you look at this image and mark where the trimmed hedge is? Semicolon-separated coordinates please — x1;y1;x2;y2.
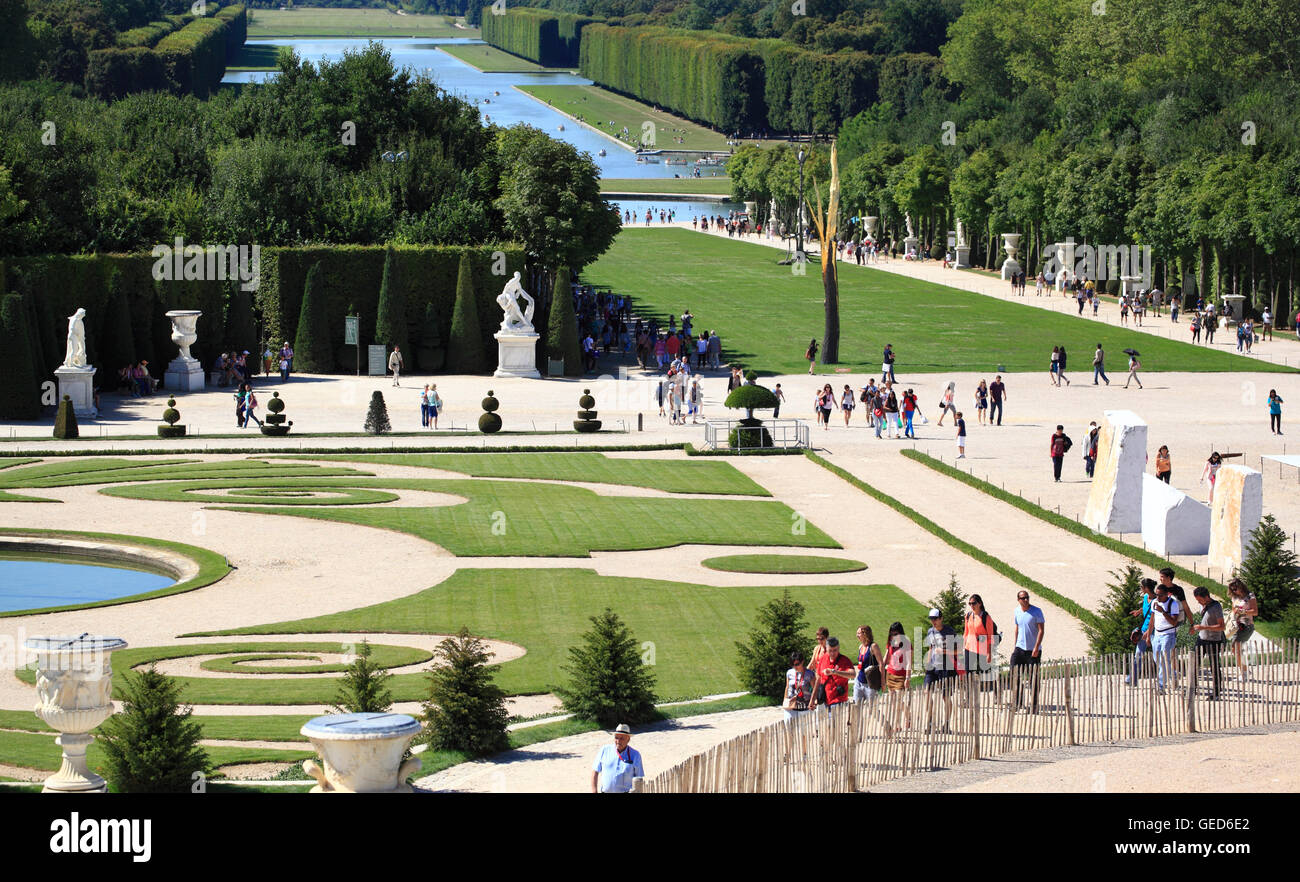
87;5;246;100
480;7;595;68
761;43;877;135
115;15;189;49
805;451;1103;630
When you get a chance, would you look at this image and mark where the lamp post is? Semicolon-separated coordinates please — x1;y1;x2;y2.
796;148;807;258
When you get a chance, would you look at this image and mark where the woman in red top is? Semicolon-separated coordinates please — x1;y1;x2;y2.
963;595;997;685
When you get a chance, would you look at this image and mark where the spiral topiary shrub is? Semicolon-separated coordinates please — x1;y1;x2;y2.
724;384;779;450
53;395;79;440
261;391;292;436
158;398;186;438
574;388;601;433
478;390;502;433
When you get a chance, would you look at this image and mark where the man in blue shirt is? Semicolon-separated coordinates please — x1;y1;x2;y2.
591;724;644;793
1010;592;1046;711
1126;578;1157;685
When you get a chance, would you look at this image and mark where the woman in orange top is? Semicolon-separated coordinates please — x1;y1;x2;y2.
808;627;830;706
963;594;997;682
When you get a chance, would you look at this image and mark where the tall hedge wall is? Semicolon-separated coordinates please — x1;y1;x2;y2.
115;14;189;49
86;4;246;100
762;43;877;135
480;7;594;68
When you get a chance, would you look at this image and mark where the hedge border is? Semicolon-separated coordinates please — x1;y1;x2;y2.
803;451;1102;629
898;449;1282;639
0;443;686;459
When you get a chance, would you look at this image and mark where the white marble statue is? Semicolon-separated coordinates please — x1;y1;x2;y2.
956;218;967;248
905;213;915;240
63;308;87;368
496;272;536;334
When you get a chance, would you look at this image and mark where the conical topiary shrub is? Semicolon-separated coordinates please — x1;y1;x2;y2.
365;390;392;435
478;390;502;433
546;266;582;377
447;253;486;373
53;395;79;439
574;388;601;433
260;391;292;436
158;398;186;438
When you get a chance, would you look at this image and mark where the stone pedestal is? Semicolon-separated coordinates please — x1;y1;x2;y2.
1222;294;1246;324
493;332;541;379
1208;465;1263;575
301;712;422;793
1140;474;1210;556
1083;410;1148;534
1000;232;1022;280
954;245;970;268
54;367;97;418
903;236;918;257
25;635;128;793
164;357;205;392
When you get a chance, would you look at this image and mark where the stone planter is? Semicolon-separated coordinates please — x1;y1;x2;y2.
25;635;128;793
301;712;422;793
1000;232;1022;280
164;310;204;392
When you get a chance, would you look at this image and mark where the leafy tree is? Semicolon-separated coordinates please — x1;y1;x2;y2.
445;253;485;373
330;639;393;714
364;390;391;434
0;292;39;419
736;590;811;701
97;665;210;794
374;247;407;352
1238;514;1300;620
556;609;658;728
422;627;510;756
925;572;968;634
292;261;331;373
1083;564;1145;656
545;265;581;377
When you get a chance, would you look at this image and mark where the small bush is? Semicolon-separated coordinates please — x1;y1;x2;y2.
97;666;210;794
574;388;601;432
364;390;392;435
1238;514;1300;620
479;390;502;433
422;627;510;756
330;639;394;714
925;572;968;634
735;590;811;701
53;396;79;439
556;609;658;727
1083;564;1145;656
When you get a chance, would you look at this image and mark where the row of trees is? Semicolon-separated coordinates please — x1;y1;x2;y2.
480;6;595;67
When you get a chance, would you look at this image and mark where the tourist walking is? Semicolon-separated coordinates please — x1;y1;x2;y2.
243;384;262;428
773;383;784;418
427;384;442;429
840;384;855;427
974;380;988;425
1124;352;1143;389
861;379;878;427
1261;309;1273;340
1050;346;1061;386
420;384;432;427
1200;452;1223;503
1050;425;1071;482
902;388;918;438
1190;312;1202;343
923;609;957;732
1150;581;1182;693
805;338;818;375
884;388;901;438
989;376;1006;425
882;343;896;384
816;384;834;430
1190;587;1225;699
963;595;997;686
1084;421;1100;478
884;622;912;731
1155;445;1171;482
936;382;956;426
1227;578;1258;681
783;652;816;722
809;627;830;706
1057;346;1071;385
854;626;884;705
1126;578;1157;685
388;346;403;386
1010;591;1045;711
1092;343;1109;385
1268;389;1284;434
590;724;644;793
955;411;966;458
811;637;855;710
234;384;247;428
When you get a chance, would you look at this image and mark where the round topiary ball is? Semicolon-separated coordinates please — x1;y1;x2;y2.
482;391;499;412
478;412;502;433
162;399;180;426
267;392;285;414
579;389;595;410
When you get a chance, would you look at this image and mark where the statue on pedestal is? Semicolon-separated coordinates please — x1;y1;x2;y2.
496;272;536;334
63;309;87;369
492;272;541;379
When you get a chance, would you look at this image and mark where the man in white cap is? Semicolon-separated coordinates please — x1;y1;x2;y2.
591;724;644;793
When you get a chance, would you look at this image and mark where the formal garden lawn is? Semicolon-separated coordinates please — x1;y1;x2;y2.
246;8;471;37
517;84;734;153
279;452;769;496
702;554;867;574
185;569;923;701
600;177;732;195
0;458;370;494
228;43;283;71
0;729;311;776
583;229;1293;375
438;44;551;72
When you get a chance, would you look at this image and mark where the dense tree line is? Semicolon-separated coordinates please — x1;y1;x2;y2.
480;7;594;67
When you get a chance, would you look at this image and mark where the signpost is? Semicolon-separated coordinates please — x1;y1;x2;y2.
344;316;359;376
368;345;386;377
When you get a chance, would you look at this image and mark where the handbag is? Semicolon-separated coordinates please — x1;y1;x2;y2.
1223;612;1239;641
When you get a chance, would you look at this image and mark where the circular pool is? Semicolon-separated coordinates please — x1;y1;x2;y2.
0;555;175;613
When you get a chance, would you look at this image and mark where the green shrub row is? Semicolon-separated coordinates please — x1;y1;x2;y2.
86;5;246;100
480;7;595;68
115;14;189;49
804;451;1103;629
762;43;877;136
1;444;685;458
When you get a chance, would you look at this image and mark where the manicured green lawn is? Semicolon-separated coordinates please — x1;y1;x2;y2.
0;729;310;775
246;8;472;37
583;229;1294;375
702;554;868;574
102;480;399;506
280;452;770;496
439;44;551;72
518;84;734;153
178;476;835;557
0;458;369;490
188;568;923;701
228;43;284;71
198;643;430;675
601;177;732;195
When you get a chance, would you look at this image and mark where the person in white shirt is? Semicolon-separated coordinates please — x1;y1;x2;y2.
1151;581;1182;692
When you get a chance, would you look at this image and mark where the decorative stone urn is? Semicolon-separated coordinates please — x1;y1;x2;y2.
301;712;423;793
164;310;205;392
1000;232;1022;280
25;635;128;793
864;216;878;240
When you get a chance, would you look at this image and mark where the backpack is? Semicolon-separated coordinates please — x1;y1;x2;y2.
1062;434;1073;453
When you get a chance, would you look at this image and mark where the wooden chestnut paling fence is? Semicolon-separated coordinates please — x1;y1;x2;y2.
640;640;1300;793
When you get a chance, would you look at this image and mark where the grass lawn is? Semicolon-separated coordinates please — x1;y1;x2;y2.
601;177;732;195
0;458;369;491
278;451;770;496
517;84;733;153
228;43;284;71
702;554;868;574
246;8;472;37
582;229;1294;375
199;643;431;675
189;476;836;557
438;44;551;72
189;568;924;701
0;729;310;775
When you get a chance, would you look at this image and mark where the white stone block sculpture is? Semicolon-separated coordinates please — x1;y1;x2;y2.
1083;410;1147;534
25;635;128;793
1208;465;1263;576
301;712;423;793
1140;474;1210;556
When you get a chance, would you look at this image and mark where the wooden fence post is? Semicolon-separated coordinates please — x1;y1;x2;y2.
1064;662;1076;746
1187;646;1198;733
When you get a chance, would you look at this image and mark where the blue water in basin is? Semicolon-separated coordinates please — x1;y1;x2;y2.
0;559;174;612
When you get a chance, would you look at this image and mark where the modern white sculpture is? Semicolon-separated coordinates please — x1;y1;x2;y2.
164;310;205;392
1208;465;1263;576
1140;474;1210;556
1083;410;1148;534
493;272;541;379
25;635;128;793
301;712;423;793
54;307;97;417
